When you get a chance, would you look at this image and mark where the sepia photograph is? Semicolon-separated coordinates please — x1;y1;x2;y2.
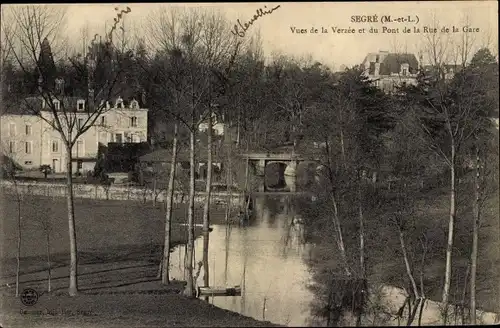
0;1;498;327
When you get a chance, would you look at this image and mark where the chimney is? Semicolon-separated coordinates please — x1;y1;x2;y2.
37;73;43;93
55;77;65;95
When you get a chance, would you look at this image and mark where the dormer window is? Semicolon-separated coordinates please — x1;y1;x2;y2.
115;97;124;109
77;99;85;111
53;99;60;110
400;63;409;76
130;99;139;109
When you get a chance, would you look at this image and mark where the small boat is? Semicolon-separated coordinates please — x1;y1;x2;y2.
197;285;242;297
177;223;213;232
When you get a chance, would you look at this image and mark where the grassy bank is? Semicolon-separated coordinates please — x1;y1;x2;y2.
0;194;277;327
1;292;279;327
0;194;231;262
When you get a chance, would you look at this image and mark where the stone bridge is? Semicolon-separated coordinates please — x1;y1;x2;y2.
238;147;322;192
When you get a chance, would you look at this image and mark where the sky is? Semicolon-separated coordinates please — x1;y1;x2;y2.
5;1;499;70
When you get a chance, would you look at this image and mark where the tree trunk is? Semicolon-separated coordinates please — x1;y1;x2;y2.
224;139;232;223
358;184;365;279
202;112;213;291
331;193;351;276
442;142;456;323
46;230;52;293
359;203;365;279
160;123;179;284
183;128;196;297
325;137;350;276
244;139;250;193
236;107;241;148
15;186;21;297
340;128;346;168
398;229;419;300
153;178;157;207
66;146;78;296
470;145;480;324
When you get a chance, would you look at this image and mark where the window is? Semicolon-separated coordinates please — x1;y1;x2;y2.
52;140;59;153
9;123;16;137
100;116;106;126
375;55;380;63
25;141;32;154
115;97;124;108
77;100;85;111
76;140;84;155
400;63;409;76
24;161;32;165
9;141;15;153
130;116;138;127
115;133;123;143
77;118;84;130
130;99;139;109
77;160;83;170
25;124;32;136
53;100;60;110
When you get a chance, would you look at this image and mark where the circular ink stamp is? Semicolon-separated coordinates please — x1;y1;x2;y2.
20;288;39;306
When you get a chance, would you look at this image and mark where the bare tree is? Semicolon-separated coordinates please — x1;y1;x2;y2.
145;6;240;296
3;4;133;296
0;151;23;297
398;16;487;321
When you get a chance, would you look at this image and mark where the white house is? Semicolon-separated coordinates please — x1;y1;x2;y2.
361;51;420;92
198;112;225;136
1;96;148;173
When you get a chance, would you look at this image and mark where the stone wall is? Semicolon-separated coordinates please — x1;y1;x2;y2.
0;180;245;207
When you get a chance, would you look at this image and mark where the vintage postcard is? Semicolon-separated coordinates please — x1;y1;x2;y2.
0;1;498;327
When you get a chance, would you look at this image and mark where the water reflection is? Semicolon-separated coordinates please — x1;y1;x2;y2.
170;195;314;326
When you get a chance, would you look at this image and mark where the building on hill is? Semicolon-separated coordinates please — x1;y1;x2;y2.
421;64;462;81
1;94;148;174
198;112;226;136
361;50;420;92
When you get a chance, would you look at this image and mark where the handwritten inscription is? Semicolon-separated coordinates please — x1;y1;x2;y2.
232;5;281;38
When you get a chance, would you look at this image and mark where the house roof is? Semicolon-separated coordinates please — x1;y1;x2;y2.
380;53;419;75
98;142;151;173
6;95;145;115
363;52;419;75
140;147;193;163
140;143;225;163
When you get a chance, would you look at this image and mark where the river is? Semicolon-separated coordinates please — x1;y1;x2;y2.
170;195;315;326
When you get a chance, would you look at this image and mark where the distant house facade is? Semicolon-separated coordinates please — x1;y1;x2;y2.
1;96;148;173
362;50;420;92
421;64;462;81
199;112;225;136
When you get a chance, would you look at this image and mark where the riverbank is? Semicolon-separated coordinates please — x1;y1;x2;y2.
0;194;278;327
1;267;279;328
2;293;278;327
